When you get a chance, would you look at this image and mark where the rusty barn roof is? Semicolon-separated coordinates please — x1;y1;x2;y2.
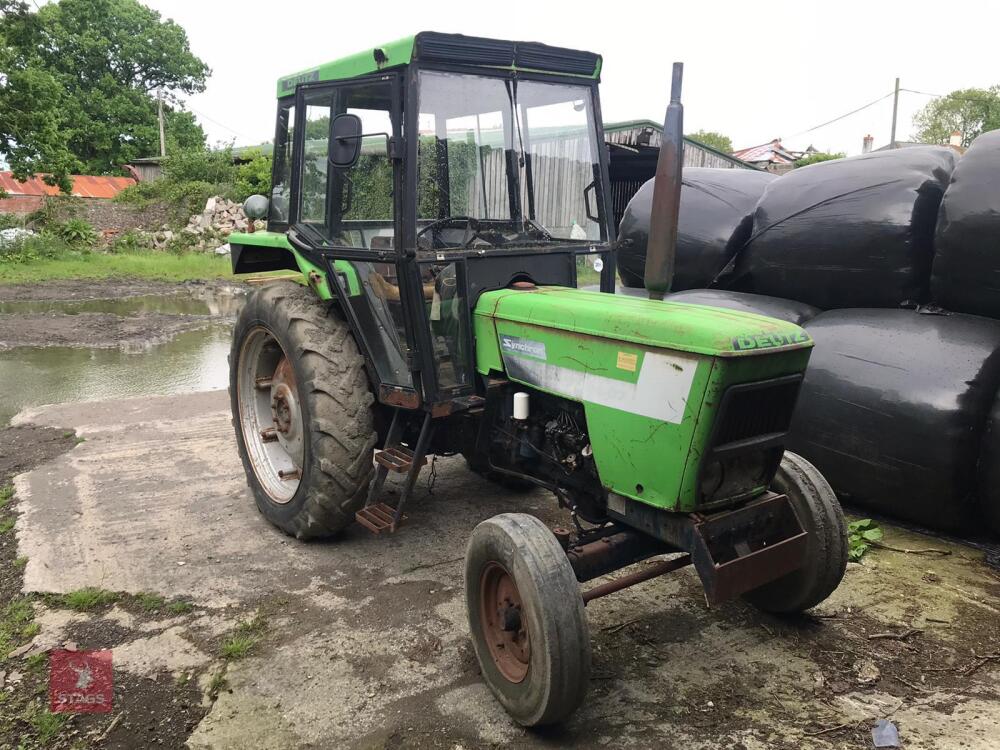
0;172;136;199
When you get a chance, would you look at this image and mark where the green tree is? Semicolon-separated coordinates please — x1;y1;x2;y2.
913;87;1000;148
0;0;209;190
795;152;845;168
687;130;733;153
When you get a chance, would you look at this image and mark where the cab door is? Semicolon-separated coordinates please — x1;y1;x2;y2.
289;74;423;405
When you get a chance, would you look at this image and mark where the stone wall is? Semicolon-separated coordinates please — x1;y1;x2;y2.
1;196;170;233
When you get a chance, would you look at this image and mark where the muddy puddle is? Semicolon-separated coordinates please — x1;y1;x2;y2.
0;280;246;424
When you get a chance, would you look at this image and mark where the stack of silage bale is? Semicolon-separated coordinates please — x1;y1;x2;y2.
736;138;1000;534
617;168;775;290
620;135;1000;534
730;146;956;309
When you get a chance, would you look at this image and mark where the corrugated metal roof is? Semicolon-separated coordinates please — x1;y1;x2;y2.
0;172;136;199
732;140;798;164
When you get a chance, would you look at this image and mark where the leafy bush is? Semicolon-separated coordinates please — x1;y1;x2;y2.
107;229;153;254
116;178;228;223
0;231;73;264
25;195;84;229
53;218;98;246
114;145;250;225
163;146;238;185
234;150;273;202
795;152;846;168
848;518;883;561
0;213;22;230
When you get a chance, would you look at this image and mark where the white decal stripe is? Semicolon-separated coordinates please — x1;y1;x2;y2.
503;350;698;424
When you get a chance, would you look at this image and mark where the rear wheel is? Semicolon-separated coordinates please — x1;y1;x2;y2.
743;451;848;613
230;281;377;539
465;513;590;726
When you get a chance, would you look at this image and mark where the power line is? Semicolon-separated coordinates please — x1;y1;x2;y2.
184;104;253;141
788;92;895;138
901;87;996;106
901;87;943;98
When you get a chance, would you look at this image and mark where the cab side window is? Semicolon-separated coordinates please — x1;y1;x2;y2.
298;83;394;248
269;102;294;224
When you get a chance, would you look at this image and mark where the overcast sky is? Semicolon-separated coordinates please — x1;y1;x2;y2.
142;0;999;157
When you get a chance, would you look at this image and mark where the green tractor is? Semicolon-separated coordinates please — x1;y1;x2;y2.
228;32;847;726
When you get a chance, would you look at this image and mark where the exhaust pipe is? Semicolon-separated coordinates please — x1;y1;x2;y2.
644;62;685;301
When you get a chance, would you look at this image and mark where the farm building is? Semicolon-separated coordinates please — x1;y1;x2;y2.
0;172;137;213
604;120;755;228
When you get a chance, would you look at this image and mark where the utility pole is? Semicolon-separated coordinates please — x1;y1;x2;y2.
889;77;900;149
157;88;166;158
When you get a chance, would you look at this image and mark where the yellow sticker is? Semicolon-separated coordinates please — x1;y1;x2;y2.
616;351;638;372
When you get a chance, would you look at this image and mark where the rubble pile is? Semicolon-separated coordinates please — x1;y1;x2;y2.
150;196;264;251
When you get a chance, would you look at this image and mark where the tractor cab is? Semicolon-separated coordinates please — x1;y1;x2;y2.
234;32;616;411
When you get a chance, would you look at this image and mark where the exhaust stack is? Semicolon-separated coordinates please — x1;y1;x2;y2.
644;62;685;301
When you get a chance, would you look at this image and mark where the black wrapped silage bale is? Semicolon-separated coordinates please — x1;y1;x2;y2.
932;129;1000;318
617;167;775;289
978;394;1000;535
787;308;1000;532
664;289;820;325
732;147;957;309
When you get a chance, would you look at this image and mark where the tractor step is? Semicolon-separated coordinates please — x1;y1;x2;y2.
355;502;407;534
374;445;427;473
358;410;435;536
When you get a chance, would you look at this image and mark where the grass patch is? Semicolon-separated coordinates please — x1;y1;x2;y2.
208;670;227;696
166;600;194;615
25;651;47;673
0;598;35;659
221;613;267;660
0;517;14;534
0;250;235;285
0;485;13;508
13;556;28;569
57;587;117;612
136;592;166;612
29;708;67;744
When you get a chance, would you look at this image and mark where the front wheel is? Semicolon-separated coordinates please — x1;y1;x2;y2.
743;451;848;614
465;513;590;726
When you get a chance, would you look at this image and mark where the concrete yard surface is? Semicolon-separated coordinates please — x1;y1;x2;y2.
11;391;1000;748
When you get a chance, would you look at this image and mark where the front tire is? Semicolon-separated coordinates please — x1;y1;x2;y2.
743;451;848;614
465;513;590;726
230;281;377;539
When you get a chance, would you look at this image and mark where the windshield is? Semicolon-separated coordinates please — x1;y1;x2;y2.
416;71;605;251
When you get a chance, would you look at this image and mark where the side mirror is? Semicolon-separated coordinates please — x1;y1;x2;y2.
330;113;363;169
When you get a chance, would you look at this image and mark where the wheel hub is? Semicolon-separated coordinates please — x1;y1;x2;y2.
480;562;530;683
236;327;304;504
270;357;303;459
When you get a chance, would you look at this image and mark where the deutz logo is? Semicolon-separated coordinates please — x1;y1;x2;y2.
732;331;811;352
279;69;320;92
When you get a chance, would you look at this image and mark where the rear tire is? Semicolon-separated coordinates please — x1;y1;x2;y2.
743;451;848;614
465;513;590;726
230;281;376;539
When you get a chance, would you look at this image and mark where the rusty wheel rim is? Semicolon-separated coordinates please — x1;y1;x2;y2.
479;562;530;684
237;326;304;504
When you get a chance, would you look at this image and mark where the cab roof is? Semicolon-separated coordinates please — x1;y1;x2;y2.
276;31;602;97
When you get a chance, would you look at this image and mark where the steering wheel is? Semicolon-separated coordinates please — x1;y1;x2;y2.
417;216;496;250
